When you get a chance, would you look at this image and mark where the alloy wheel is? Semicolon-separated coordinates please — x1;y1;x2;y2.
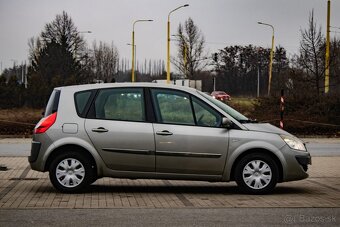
242;159;272;190
55;158;85;188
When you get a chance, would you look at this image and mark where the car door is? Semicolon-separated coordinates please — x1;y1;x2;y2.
85;87;155;172
151;88;229;176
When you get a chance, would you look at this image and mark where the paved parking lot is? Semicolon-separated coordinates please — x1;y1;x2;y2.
0;156;340;209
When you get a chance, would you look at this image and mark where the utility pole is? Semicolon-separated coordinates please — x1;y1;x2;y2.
24;61;28;88
257;47;262;97
21;61;24;84
213;53;218;92
257;67;260;97
325;0;331;93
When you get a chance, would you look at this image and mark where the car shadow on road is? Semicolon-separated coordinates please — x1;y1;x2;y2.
87;184;239;194
270;186;314;195
83;183;312;195
33;180;313;195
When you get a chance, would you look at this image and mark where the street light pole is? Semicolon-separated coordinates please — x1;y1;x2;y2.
127;43;136;74
167;4;189;84
132;19;153;82
258;21;275;96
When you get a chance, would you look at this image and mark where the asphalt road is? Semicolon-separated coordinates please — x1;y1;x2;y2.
307;143;340;156
0;138;339;157
0;208;339;226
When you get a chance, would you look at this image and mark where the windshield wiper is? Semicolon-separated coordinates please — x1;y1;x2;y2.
239;119;258;123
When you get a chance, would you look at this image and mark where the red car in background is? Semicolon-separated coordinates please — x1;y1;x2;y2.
211;91;231;101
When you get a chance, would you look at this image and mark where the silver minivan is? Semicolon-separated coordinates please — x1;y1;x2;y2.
29;83;311;194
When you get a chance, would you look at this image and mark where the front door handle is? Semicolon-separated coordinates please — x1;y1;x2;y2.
92;127;109;133
156;130;173;136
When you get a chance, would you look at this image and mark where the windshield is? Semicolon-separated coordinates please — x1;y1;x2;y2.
198;91;249;122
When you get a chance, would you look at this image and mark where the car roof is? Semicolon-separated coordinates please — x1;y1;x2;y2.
55;82;199;93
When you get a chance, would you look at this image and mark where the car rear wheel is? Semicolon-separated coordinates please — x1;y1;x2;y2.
49;151;95;193
235;153;279;194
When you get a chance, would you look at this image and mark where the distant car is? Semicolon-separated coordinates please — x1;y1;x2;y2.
29;83;311;194
211;91;231;101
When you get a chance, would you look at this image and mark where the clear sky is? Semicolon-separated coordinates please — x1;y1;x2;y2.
0;0;339;71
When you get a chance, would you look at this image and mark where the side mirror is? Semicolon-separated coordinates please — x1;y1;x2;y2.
222;117;233;128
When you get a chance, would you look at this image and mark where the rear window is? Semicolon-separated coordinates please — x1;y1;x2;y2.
74;90;93;116
44;89;60;117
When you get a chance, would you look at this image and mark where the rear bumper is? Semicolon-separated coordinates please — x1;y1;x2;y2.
28;133;54;172
28;141;41;163
218;97;230;101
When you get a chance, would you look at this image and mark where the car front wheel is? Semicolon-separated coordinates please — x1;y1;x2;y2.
235;153;279;194
49;151;95;193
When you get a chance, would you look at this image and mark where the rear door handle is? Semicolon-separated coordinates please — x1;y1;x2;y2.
156;130;173;136
92;127;109;133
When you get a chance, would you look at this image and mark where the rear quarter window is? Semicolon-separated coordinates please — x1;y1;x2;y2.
44;89;60;117
74;91;93;117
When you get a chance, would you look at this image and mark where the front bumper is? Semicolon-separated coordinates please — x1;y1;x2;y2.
281;145;312;182
296;155;312;172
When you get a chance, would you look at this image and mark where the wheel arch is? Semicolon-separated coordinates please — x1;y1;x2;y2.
41;136;105;176
229;148;284;183
44;144;98;178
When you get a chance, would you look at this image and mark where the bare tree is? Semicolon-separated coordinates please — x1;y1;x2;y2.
28;36;42;70
172;17;207;79
90;41;119;82
298;10;324;95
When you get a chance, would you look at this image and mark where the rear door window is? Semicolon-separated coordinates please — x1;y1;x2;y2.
93;88;145;122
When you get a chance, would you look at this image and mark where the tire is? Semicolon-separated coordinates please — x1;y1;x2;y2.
49;151;95;193
234;153;279;194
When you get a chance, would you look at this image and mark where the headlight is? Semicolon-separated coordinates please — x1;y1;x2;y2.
280;135;306;151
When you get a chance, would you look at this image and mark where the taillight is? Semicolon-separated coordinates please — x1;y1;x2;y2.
34;112;57;134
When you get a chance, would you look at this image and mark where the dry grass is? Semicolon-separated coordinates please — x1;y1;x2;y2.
228;97;258;118
0;108;42;124
0;108;43;135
